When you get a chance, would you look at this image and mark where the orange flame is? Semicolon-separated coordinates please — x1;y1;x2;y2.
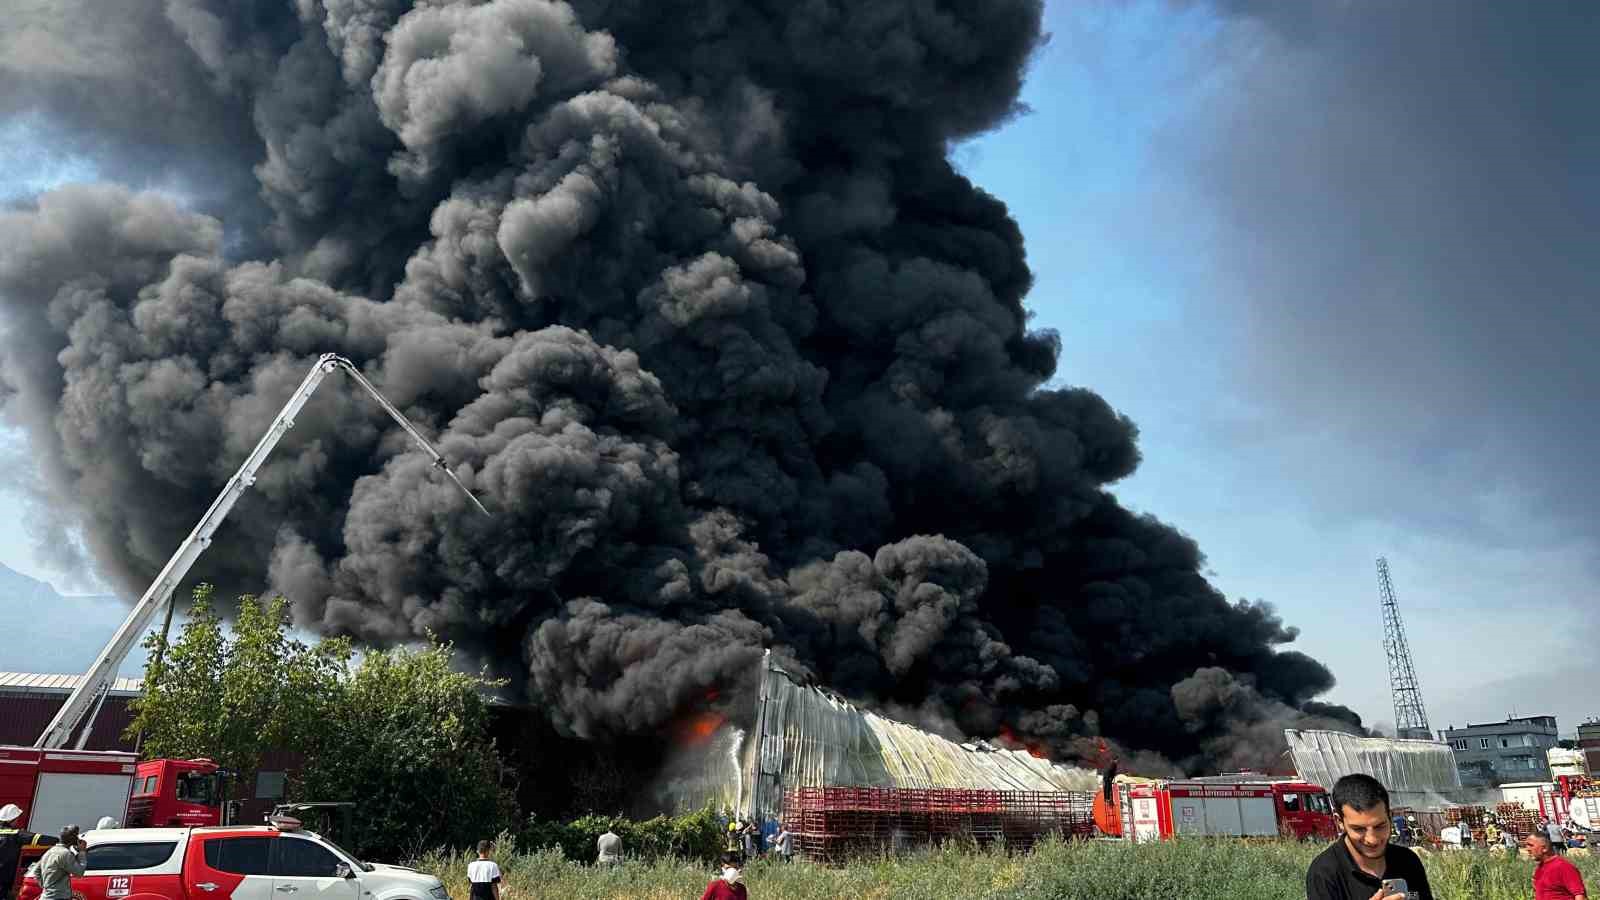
675;711;726;745
996;725;1049;760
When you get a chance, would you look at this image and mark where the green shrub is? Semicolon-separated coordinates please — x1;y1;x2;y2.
515;807;725;864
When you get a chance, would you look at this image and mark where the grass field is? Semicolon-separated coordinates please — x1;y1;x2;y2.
422;837;1598;900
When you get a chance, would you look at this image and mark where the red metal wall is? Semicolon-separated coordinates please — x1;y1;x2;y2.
0;692;137;751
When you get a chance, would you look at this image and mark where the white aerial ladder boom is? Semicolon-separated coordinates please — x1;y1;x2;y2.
36;352;489;750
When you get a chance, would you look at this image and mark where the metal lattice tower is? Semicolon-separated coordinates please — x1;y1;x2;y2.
1377;557;1432;740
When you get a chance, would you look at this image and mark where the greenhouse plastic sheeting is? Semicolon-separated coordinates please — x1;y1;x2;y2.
743;655;1096;819
1285;729;1464;810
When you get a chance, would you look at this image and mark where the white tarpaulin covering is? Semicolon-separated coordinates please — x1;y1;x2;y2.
1285;728;1464;810
744;654;1096;818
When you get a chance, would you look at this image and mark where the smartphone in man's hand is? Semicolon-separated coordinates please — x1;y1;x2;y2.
1378;878;1412;900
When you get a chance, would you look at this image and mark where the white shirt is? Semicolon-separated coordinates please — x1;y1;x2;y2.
467;860;502;884
597;832;622;862
1547;821;1566;842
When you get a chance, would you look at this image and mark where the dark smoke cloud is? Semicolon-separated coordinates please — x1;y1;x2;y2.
0;0;1355;769
1170;666;1364;773
1171;1;1600;553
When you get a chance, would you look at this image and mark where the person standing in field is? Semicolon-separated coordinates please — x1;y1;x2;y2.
596;826;622;866
1305;774;1434;900
1548;818;1570;855
771;822;793;862
1524;831;1587;900
467;840;503;900
698;854;747;900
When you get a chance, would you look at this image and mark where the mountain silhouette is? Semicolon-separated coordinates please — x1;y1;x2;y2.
0;562;149;676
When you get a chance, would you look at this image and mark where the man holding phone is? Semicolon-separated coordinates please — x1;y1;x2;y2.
1306;774;1434;900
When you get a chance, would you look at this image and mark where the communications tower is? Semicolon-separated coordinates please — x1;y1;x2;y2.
1376;557;1432;740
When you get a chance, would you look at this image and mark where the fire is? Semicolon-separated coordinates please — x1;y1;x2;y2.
996;725;1049;760
675;711;726;745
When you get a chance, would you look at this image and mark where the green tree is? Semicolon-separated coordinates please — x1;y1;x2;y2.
129;586;349;791
131;591;513;856
293;642;516;857
129;585;227;763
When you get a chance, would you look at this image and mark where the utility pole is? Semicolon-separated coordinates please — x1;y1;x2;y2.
1377;557;1432;740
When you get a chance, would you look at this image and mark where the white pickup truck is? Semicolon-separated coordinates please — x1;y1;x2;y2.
19;822;450;900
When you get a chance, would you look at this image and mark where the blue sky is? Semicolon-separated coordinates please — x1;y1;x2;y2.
958;0;1600;738
2;0;1595;740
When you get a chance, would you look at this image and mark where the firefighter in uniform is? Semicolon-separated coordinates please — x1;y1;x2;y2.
0;804;57;900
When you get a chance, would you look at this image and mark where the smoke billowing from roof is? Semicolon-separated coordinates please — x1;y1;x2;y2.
0;0;1357;773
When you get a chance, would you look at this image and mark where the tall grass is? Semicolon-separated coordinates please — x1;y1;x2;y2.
418;836;1598;900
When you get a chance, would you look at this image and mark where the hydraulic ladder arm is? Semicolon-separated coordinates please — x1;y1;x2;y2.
36;352;489;750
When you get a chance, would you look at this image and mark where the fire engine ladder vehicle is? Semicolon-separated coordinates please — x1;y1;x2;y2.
2;352;488;843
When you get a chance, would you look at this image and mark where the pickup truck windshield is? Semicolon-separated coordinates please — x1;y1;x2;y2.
314;836;371;872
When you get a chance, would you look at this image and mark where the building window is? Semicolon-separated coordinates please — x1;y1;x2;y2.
1480;738;1491;749
1525;735;1536;747
1501;739;1510;748
255;770;287;800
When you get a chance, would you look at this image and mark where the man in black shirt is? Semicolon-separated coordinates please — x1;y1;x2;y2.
0;804;56;900
1306;774;1434;900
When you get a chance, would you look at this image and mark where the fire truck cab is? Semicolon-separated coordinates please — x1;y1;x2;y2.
126;759;228;828
1107;776;1338;842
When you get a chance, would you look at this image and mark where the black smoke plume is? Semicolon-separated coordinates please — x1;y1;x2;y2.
0;0;1358;778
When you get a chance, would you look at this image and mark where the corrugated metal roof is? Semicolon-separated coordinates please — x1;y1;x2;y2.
0;672;143;696
731;657;1099;820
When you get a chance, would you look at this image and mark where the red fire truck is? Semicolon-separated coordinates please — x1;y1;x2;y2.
0;747;139;836
1556;775;1600;831
1502;775;1600;832
1096;775;1339;841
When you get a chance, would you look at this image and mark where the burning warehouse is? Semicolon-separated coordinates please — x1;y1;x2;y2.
657;653;1100;856
740;652;1098;814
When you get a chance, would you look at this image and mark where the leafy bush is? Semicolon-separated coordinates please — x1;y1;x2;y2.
291;641;518;857
517;807;725;864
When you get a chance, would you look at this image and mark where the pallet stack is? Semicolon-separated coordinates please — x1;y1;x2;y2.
781;786;1095;861
1493;802;1538;839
